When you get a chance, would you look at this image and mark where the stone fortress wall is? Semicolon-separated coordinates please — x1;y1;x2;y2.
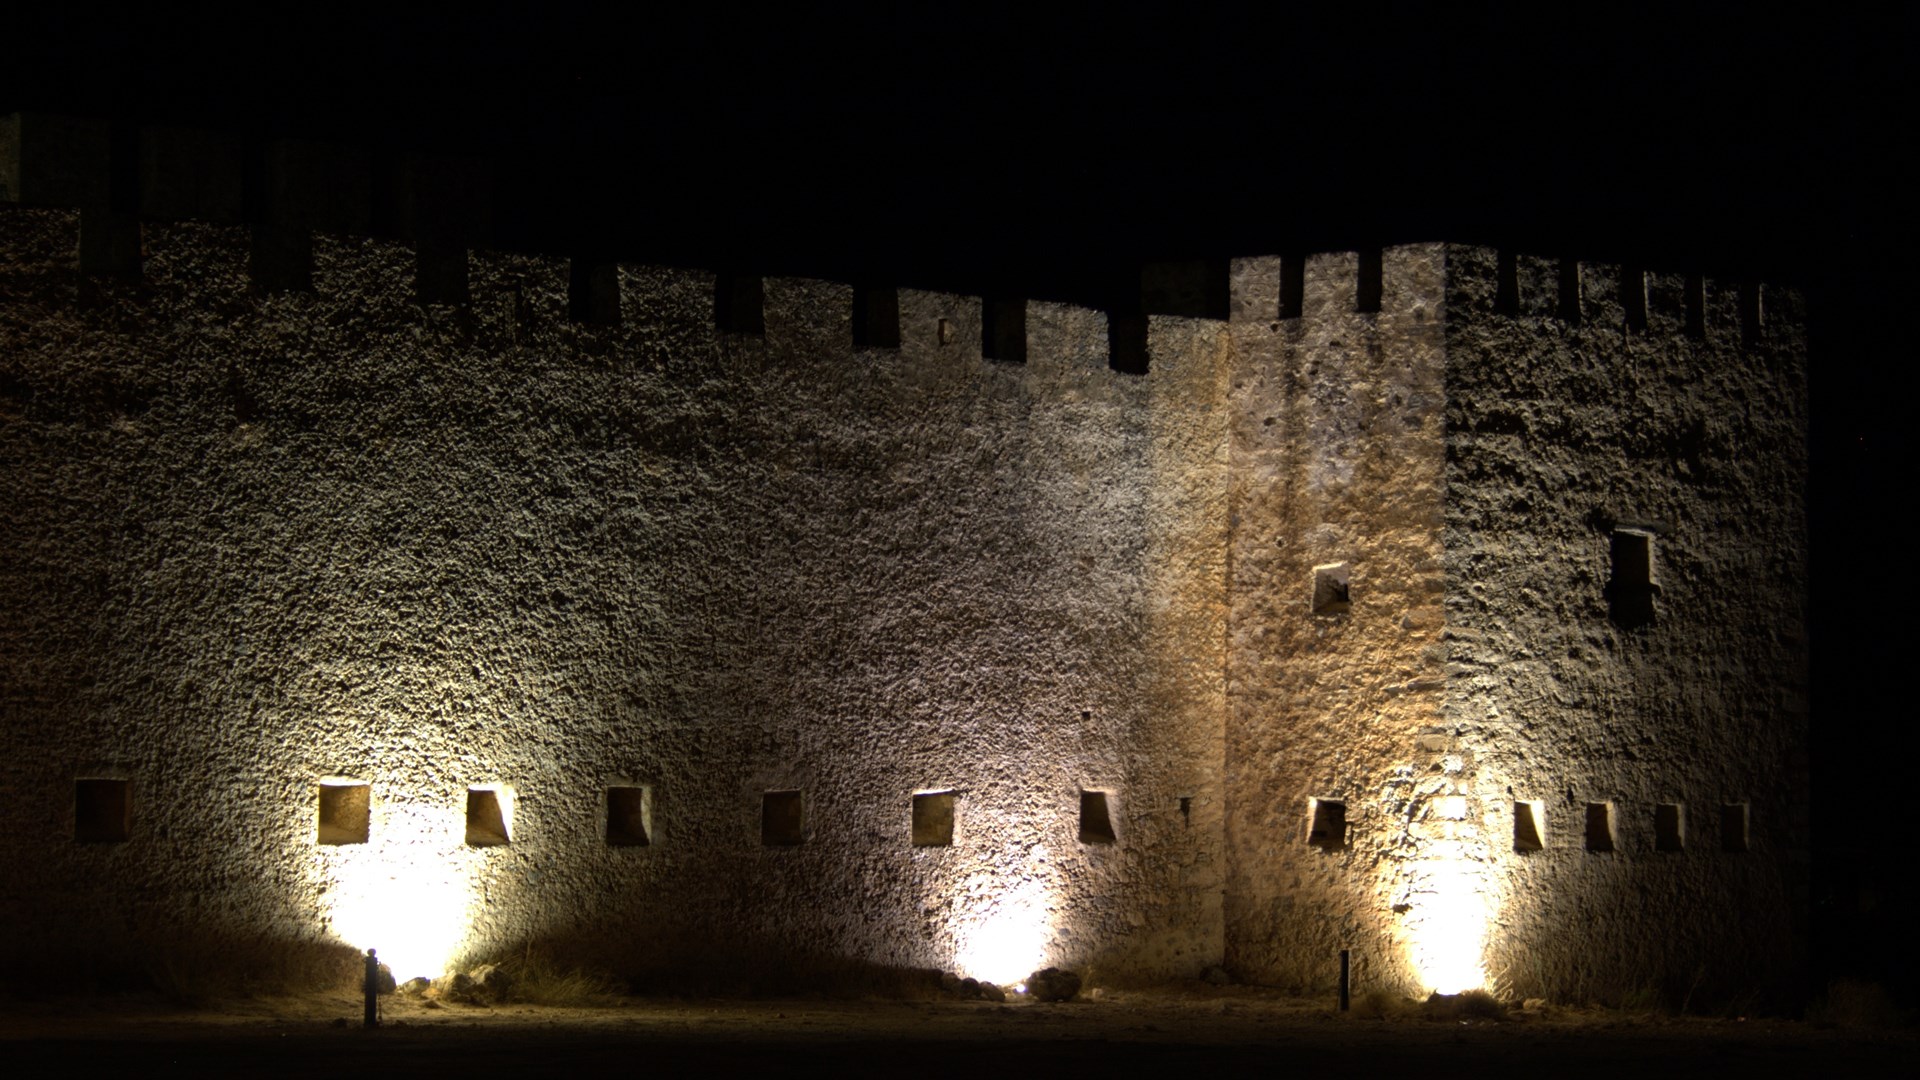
1222;247;1808;1004
1434;249;1809;1004
0;115;1807;1003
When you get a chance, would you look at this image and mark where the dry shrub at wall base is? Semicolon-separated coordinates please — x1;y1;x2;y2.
1616;984;1665;1013
501;954;624;1007
1350;988;1417;1019
445;946;625;1006
532;932;951;999
1423;989;1506;1021
1806;980;1909;1029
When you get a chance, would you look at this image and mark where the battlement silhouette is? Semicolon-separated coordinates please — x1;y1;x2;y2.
5;113;1798;367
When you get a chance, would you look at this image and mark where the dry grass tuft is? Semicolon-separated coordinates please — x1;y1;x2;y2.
1807;980;1907;1029
1422;988;1506;1021
505;955;624;1007
1349;988;1415;1019
441;948;625;1007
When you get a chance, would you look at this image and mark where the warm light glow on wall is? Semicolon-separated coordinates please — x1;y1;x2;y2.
319;801;485;981
1401;857;1492;994
951;871;1056;985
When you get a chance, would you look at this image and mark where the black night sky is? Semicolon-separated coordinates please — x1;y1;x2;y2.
7;4;1916;992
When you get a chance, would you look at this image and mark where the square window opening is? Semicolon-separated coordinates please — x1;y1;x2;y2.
1312;562;1351;616
1513;799;1545;852
317;781;370;845
912;791;956;847
607;785;652;847
1307;797;1347;849
465;787;511;847
1584;802;1615;853
1654;803;1685;852
1079;790;1117;845
1720;802;1750;853
1612;529;1654;588
75;778;130;843
762;789;804;846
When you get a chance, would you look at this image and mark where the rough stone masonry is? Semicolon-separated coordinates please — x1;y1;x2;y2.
0;117;1807;1005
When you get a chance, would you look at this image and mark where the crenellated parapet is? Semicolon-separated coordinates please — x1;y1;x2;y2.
1229;243;1801;350
5;112;1800;383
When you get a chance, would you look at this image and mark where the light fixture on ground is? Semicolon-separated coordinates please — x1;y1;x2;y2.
319;795;487;982
952;871;1056;986
1402;858;1493;995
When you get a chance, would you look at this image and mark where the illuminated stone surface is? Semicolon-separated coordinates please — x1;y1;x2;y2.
0;195;1804;1004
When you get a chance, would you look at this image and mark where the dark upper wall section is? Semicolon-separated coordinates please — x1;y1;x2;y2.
5;6;1900;309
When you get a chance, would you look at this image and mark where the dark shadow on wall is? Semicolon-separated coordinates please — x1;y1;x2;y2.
500;929;958;999
0;932;364;1002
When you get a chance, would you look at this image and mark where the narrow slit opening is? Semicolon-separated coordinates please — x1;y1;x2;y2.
1621;266;1648;332
1608;529;1657;629
1558;258;1582;324
1720;802;1749;853
1740;282;1763;347
1279;253;1305;319
1495;251;1519;315
1584;802;1615;853
1654;803;1685;852
1684;273;1707;339
1355;249;1383;313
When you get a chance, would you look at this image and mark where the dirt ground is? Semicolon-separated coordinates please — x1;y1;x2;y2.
4;986;1913;1076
